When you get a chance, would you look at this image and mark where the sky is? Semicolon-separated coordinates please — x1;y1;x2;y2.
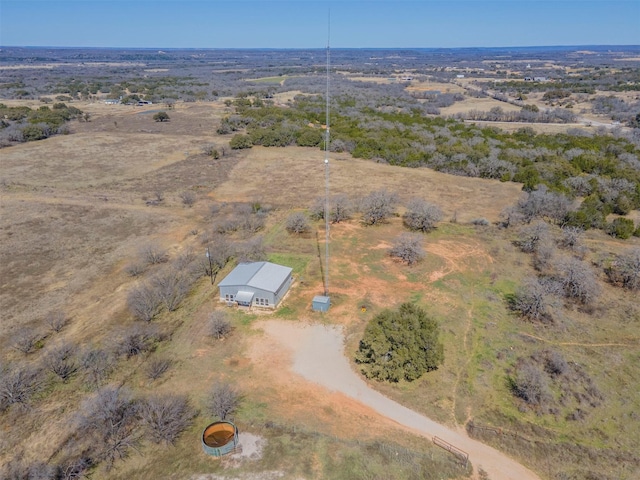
1;0;639;49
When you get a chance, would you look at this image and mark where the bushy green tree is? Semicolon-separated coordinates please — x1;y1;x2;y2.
153;111;170;122
21;125;49;141
229;134;253;149
296;127;323;147
606;218;635;239
356;303;444;382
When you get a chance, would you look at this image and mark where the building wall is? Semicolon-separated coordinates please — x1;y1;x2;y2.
219;285;278;307
273;274;293;306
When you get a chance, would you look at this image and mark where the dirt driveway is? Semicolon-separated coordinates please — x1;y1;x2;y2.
256;321;541;480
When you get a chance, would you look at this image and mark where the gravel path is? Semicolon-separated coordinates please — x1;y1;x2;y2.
259;321;541;480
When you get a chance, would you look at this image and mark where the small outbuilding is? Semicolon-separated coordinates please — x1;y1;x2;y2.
218;261;293;308
312;295;331;312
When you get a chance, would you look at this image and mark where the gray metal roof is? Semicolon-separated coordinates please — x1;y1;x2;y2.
218;262;292;293
312;295;330;304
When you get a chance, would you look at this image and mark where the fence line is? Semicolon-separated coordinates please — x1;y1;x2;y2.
467;421;537;443
432;436;469;467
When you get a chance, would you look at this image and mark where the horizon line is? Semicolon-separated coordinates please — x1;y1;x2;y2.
2;44;640;51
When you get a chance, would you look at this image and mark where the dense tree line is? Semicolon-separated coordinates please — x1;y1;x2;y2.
0;103;84;147
220;92;640;237
454;105;577;123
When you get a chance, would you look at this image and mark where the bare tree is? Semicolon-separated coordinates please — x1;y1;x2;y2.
56;455;93;480
179;191;196;207
511;278;560;323
558;257;600;305
124;262;146;277
207;381;241;420
544;349;568;376
139;394;195;445
330;194;353;223
402;198;443;232
208;311;232;339
499;205;525;228
11;327;43;355
515;221;551;254
511;361;551;407
127;283;162;321
202;235;234;282
285;212;310;234
45;310;68;333
605;247;640;291
389;233;425;265
532;240;556;272
360;189;398;225
81;348;114;388
146;357;172;381
139;242;168;265
76;386;140;467
151;267;193;312
235;236;267;262
311;194;353;223
118;325;158;358
46;342;78;382
173;248;197;271
559;226;584;249
0;364;41;412
310;197;325;221
516;185;571;224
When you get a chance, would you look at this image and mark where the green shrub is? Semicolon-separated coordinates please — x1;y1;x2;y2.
355;303;444;382
607;218;635;239
296;128;323;147
229;134;253;149
21;125;49;142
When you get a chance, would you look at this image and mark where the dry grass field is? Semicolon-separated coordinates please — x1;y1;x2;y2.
1;98;639;480
214;146;523;222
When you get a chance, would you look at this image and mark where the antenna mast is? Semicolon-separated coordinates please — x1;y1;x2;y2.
323;10;331;297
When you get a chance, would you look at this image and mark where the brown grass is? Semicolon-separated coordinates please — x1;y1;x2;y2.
214;146;523;223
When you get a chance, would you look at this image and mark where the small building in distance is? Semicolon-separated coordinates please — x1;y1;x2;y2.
218;261;293;308
312;295;330;312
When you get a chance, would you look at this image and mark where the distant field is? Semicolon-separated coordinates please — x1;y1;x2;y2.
248;75;290;84
440;96;522;115
408;81;467;94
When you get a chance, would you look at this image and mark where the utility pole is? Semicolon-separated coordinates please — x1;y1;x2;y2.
206;246;214;285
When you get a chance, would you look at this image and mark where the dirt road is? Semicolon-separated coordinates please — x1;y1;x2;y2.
258;321;541;480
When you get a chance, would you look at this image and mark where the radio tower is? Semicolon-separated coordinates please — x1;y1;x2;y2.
312;12;332;312
323;12;331;298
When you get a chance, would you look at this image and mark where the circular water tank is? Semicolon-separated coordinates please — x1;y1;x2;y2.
202;421;239;457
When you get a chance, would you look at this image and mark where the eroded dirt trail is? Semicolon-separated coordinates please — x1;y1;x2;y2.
258;321;541;480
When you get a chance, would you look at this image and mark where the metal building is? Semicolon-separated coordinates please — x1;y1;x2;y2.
218;261;293;308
